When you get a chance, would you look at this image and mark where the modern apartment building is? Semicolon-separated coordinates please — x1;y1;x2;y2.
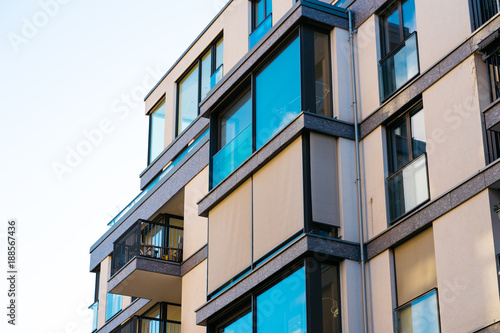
88;0;500;332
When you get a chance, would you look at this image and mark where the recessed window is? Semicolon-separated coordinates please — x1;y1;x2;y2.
314;31;333;118
249;0;273;49
378;0;419;101
148;100;166;164
177;36;224;136
386;102;429;222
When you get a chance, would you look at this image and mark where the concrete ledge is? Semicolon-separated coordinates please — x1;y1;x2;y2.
474;321;500;333
181;245;207;276
366;158;500;260
197;112;354;217
195;234;360;325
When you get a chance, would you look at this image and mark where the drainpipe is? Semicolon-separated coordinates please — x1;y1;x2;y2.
348;9;369;333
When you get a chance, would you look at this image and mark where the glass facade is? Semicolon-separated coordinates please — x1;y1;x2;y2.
249;0;272;49
396;290;440;333
106;293;123;321
256;35;301;149
256;267;306;332
148;100;166;164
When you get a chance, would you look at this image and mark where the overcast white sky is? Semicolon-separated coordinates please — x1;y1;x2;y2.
0;1;225;332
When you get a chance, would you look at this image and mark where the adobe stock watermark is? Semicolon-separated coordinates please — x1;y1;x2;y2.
51;65;163;182
7;0;75;53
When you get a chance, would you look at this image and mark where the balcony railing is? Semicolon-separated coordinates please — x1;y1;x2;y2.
89;301;98;332
112;316;181;333
212;124;252;187
387;153;429;223
469;0;499;31
249;14;272;49
111;217;184;276
379;32;419;101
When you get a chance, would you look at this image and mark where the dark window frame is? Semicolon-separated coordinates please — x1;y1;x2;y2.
394;288;442;333
176;34;224;137
94;267;100;303
251;0;272;31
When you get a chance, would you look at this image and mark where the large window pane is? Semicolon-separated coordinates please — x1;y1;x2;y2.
256;267;306;333
148;101;166;164
402;0;416;38
219;311;253;333
396;290;440;333
220;91;252;147
201;49;212;100
410;110;426;158
256;35;301;149
105;293;122;321
382;2;401;54
178;64;199;135
321;264;341;333
314;31;332;117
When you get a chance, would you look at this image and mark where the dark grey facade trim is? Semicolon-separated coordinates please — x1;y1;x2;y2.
89;143;209;272
366;158;500;260
349;0;388;29
474;321;500;333
143;0;233;101
359;15;500;139
181;245;208;276
140;117;209;189
197;112;354;217
199;2;348;118
483;98;500;131
195;234;360;325
95;298;151;333
108;257;181;293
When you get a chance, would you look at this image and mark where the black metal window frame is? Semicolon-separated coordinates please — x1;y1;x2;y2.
251;0;272;32
469;0;499;32
379;0;412;57
208;258;341;333
209;24;333;189
386;100;424;175
175;33;224;137
94;267;100;303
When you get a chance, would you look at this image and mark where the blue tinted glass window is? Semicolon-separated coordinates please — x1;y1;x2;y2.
178;64;199;135
219;311;253;333
256;267;306;332
201;49;212;100
105;293;122;321
396;290;440;333
256;35;301;149
265;0;272;18
148;100;166;164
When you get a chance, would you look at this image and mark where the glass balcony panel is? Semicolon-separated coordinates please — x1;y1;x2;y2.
387;153;429;222
379;33;419;101
211;65;223;89
249;15;272;49
201;49;212;100
396;290;440;333
106;293;123;321
90;301;99;332
212;124;252;187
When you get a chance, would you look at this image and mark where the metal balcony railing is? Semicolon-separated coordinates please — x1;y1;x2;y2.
386;153;429;223
111;316;181;333
469;0;499;31
111;216;183;276
379;32;419;101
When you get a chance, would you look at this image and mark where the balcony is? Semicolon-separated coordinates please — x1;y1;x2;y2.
111;316;181;333
387;153;430;223
379;32;419;101
469;0;499;31
108;215;183;302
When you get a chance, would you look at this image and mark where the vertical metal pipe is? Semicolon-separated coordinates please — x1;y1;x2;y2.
348;9;369;333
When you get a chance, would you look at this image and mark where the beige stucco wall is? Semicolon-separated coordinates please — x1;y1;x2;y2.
340;260;363;333
360;126;388;239
332;27;353;122
355;15;380;121
97;256;111;329
272;0;294;26
424;55;485;198
181;259;207;333
337;138;359;242
433;190;500;332
415;0;471;71
183;166;209;259
366;250;396;333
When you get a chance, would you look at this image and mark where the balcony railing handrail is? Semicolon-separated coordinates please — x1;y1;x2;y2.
137;218;184;229
137;315;181;325
386;152;427;182
379;31;418;65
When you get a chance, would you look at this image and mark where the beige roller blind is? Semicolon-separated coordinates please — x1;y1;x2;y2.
310;133;339;226
394;227;437;306
253;137;304;260
208;179;252;293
